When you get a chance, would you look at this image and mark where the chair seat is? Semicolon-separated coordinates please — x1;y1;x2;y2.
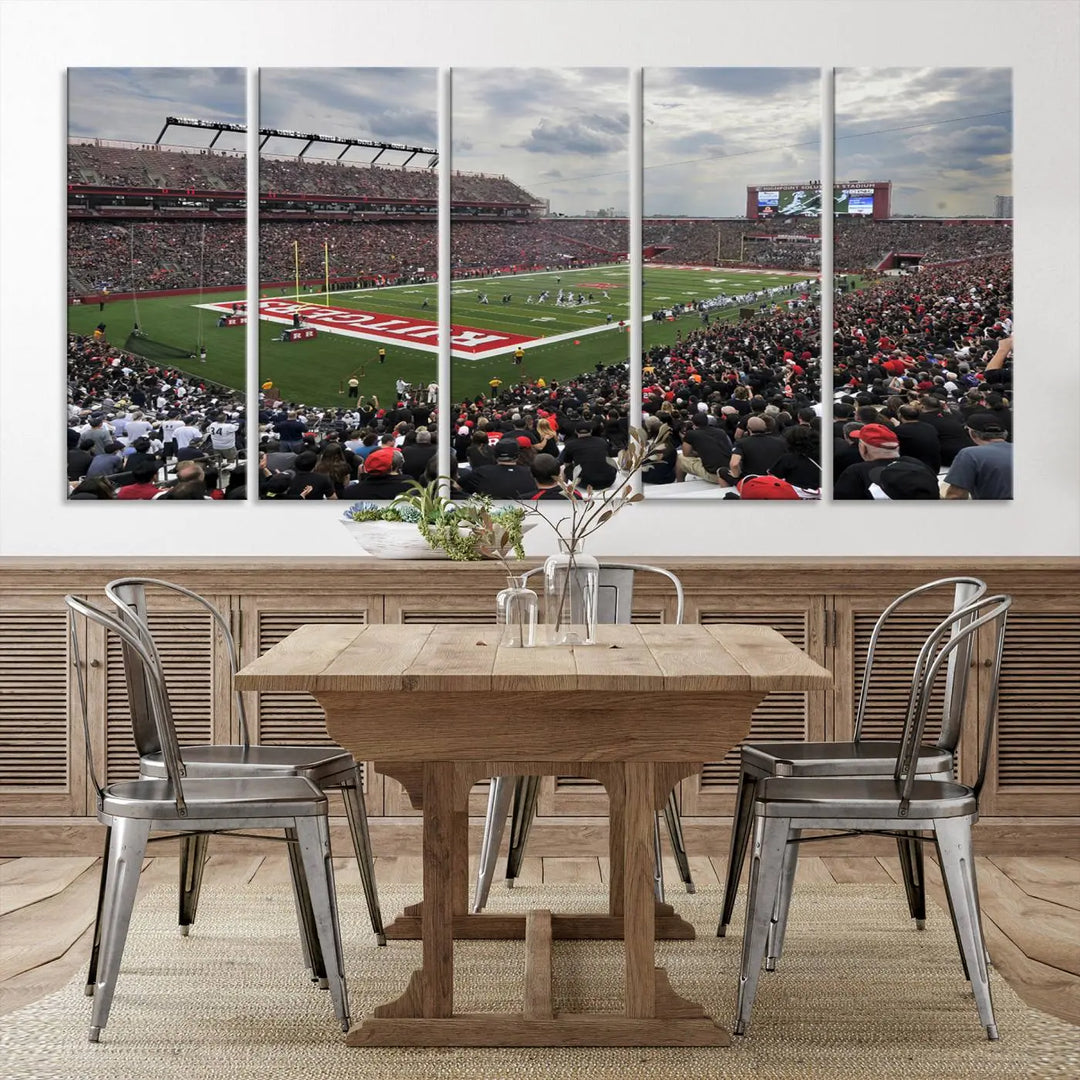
140;744;355;781
743;740;953;778
101;776;327;821
756;776;977;820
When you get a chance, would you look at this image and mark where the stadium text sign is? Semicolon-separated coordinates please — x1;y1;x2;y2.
216;299;538;357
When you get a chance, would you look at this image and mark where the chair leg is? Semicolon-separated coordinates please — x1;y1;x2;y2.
340;769;386;944
934;817;997;1041
734;814;791;1037
896;831;927;929
178;833;209;936
934;836;972;982
473;775;516;913
719;767;758;937
765;828;801;971
294;815;350;1032
85;825;112;995
663;790;695;894
286;827;325;985
88;816;152;1043
505;775;542;887
653;812;665;904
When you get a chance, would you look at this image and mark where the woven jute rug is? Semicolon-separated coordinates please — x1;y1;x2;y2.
3;881;1076;1080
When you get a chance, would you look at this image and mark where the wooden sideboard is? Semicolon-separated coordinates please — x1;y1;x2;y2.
2;557;1077;856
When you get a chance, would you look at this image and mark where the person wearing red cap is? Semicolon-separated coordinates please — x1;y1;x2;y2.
835;422;938;500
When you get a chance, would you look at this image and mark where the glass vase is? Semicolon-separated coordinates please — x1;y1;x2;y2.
543;542;600;646
496;574;538;648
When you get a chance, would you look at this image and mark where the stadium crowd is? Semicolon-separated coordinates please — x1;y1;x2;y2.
69;221;248;292
70;142;540;206
68;144;246;190
66;333;247;500
829;255;1013;499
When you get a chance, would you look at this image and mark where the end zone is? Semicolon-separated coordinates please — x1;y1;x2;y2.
198;299;540;359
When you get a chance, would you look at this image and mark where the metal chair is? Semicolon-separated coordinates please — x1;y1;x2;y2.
66;595;349;1043
734;592;1011;1041
718;576;987;939
97;577;383;955
473;562;693;912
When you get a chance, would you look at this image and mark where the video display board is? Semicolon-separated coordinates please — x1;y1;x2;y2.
755;184;880;217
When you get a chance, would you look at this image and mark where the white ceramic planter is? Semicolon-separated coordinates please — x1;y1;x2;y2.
341;519;445;559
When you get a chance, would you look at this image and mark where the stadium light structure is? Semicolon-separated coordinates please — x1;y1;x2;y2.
156;117;438;167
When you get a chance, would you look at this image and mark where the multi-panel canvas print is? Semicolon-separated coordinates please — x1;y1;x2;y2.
64;67;1013;505
257;68;439;501
66;68;246;500
643;68;822;501
831;68;1013;502
449;68;630;502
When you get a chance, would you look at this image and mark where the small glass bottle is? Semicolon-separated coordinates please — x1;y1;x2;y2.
543;541;600;645
496;574;538;648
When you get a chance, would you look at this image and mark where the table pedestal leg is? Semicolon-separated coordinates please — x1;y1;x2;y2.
351;760;729;1047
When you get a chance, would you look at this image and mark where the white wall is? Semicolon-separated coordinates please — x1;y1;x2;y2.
1;0;1077;558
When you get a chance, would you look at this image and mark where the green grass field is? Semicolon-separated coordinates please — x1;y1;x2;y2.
68;265;811;409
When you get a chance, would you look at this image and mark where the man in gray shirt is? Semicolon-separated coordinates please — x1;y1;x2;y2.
944;413;1012;500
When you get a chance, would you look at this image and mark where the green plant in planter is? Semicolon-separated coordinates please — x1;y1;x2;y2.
342;480;526;562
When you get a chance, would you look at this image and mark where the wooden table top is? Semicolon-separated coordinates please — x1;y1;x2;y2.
234;623;831;695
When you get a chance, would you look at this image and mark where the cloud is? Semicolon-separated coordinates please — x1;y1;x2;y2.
452;67;629;213
519;115;628;156
68;68;245;144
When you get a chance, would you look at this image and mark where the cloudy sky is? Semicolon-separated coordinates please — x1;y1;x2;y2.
452;68;629;215
260;68;437;162
645;68;820;217
836;68;1012;217
68;68;246;149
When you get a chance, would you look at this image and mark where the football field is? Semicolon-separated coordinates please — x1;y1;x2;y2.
68;265;812;408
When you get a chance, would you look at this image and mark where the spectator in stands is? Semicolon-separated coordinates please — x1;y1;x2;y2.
769;423;821;491
69;477;116;500
313;442;353;497
340;447;413;501
115;457;163;500
944;414;1013;500
559;421;616;490
401;428;437;479
675;411;731;485
460;438;538;499
287;450;336;500
728;416;787;482
895;404;942;474
835;423;938;500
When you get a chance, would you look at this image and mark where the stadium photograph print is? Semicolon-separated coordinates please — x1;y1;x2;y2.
831;67;1013;502
447;67;631;504
66;67;247;502
257;67;438;502
643;67;823;502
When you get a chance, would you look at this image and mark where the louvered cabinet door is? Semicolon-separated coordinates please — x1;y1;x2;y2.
679;597;827;815
978;601;1080;816
103;594;232;784
0;594;87;815
832;596;973;783
240;594;383;816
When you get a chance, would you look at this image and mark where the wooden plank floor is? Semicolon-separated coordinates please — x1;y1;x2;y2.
1;855;1076;1026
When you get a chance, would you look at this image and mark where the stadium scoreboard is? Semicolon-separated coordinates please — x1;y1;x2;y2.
746;181;891;220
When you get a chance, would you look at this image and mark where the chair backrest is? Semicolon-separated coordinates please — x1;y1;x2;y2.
894;593;1011;808
65;594;190;815
105;577;250;750
523;562;684;625
855;576;987;750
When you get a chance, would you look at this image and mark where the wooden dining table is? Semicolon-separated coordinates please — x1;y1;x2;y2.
234;621;831;1047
